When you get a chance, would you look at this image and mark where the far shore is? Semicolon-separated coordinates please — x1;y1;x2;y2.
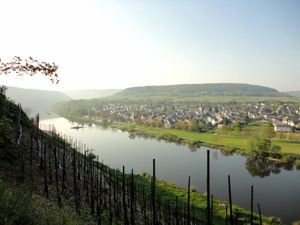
55;115;300;167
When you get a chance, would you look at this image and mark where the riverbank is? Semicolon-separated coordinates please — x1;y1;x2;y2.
133;172;282;224
112;123;300;163
53;112;300;164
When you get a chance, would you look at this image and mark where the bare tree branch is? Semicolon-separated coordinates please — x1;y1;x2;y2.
0;56;59;84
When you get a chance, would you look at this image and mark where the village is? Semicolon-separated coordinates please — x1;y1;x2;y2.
88;102;300;133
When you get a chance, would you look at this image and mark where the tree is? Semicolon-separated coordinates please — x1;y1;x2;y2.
249;134;282;157
270;145;281;153
231;121;241;132
0;56;59;84
0;85;7;97
175;120;188;130
0;56;59;118
249;135;271;156
259;123;276;138
188;118;198;132
256;138;271;152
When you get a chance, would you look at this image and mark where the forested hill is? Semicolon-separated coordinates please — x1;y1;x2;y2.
6;86;70;117
116;83;287;97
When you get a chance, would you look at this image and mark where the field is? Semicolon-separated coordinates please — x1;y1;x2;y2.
114;124;300;157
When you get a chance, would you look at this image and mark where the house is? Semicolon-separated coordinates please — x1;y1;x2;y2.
274;123;292;132
217;123;226;129
164;119;171;129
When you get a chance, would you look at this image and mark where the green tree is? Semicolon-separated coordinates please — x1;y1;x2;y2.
0;118;13;146
188;118;199;132
249;135;272;156
259;123;275;138
270;145;281;153
175;120;188;130
153;118;163;128
198;121;205;132
231;121;241;132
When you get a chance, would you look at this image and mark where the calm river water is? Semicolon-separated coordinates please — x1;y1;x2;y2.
41;117;300;224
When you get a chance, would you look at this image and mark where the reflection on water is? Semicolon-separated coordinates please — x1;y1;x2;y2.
40;117;300;224
245;157;281;177
245;157;297;178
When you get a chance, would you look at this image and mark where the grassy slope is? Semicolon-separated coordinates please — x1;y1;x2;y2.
0;180;94;225
134;173;281;225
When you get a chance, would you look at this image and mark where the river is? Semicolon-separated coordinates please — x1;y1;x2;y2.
41;116;300;224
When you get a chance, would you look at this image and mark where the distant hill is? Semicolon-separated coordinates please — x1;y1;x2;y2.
116;83;287;98
63;89;121;99
285;91;300;98
6;86;70;117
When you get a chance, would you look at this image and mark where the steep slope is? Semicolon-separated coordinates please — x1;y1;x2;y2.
117;83;287;97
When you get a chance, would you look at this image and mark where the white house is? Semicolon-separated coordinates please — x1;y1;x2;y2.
274;123;292;132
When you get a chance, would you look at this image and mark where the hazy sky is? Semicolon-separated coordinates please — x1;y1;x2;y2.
0;0;299;91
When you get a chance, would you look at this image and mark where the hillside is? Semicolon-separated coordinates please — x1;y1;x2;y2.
6;86;70;117
286;91;300;98
63;89;121;99
117;83;287;98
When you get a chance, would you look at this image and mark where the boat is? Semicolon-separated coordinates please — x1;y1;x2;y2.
70;125;84;129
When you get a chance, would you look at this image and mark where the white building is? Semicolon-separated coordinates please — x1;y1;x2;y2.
274;123;292;132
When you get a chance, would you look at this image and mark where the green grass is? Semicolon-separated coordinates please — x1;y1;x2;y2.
134;173;282;225
272;140;300;155
0;179;94;225
115;124;300;157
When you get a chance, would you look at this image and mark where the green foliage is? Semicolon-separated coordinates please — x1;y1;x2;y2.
259;123;276;138
0;86;7;117
278;155;296;164
271;145;281;153
134;173;282;225
0;180;34;225
0;180;90;225
197;121;205;131
187;118;199;132
257;138;271;152
0;117;13;133
231;121;241;132
152;118;163;128
0;85;7;96
249;136;273;156
175;120;188;130
295;160;300;169
0;117;13;146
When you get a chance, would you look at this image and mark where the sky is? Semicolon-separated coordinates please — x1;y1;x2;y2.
0;0;299;91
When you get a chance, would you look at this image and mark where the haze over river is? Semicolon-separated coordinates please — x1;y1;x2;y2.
41;116;300;224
